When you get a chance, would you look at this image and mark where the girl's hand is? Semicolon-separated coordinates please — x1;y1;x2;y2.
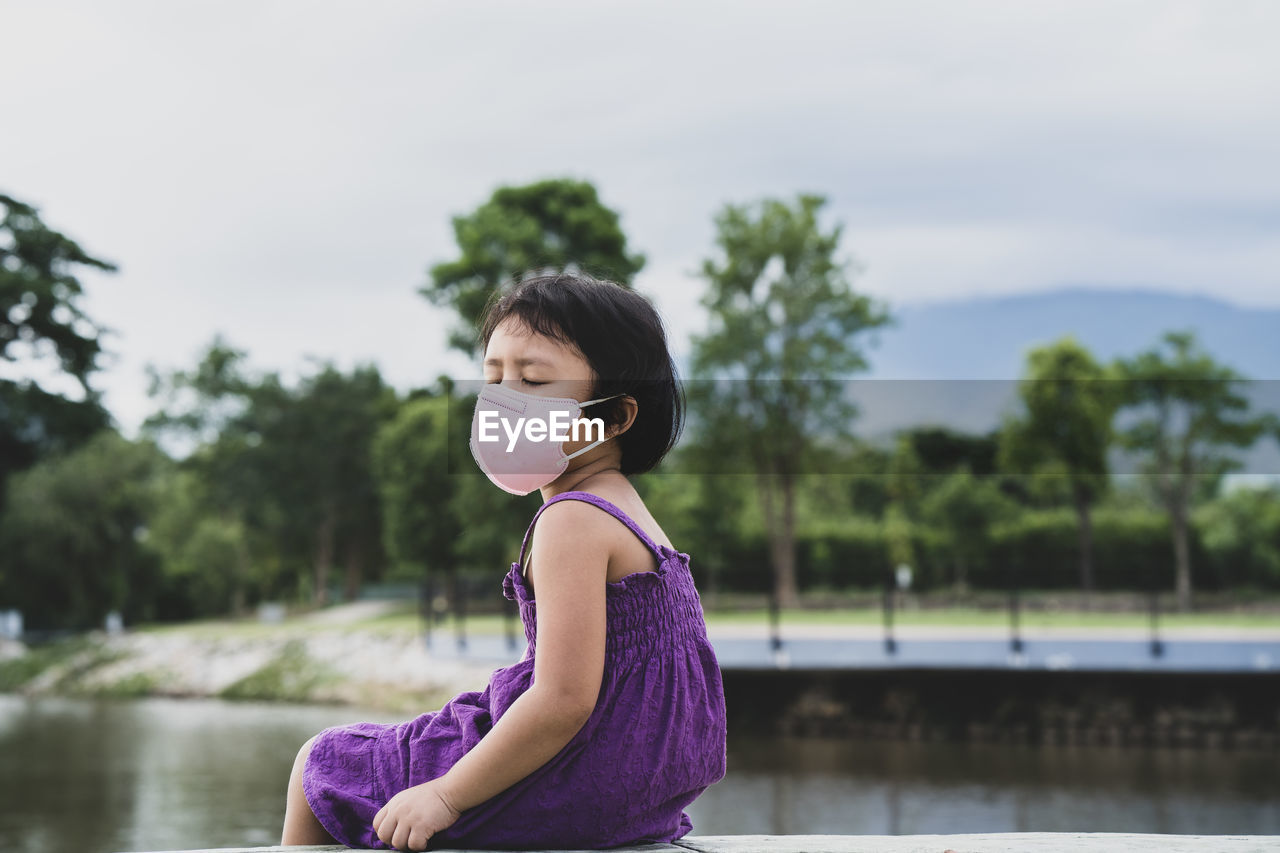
372;779;462;851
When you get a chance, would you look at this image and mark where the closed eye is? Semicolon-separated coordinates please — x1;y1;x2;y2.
482;377;546;386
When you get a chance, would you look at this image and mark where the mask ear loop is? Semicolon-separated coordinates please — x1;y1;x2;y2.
578;392;627;408
564;392;628;460
563;437;611;461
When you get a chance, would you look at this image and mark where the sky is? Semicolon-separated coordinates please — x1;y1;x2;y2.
4;0;1279;437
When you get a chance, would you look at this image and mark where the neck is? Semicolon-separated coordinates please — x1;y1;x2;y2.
542;455;625;502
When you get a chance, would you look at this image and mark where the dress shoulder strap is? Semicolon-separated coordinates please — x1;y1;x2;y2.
516;490;666;572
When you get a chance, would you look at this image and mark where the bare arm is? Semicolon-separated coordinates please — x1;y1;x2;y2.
437;683;590;811
373;499;609;849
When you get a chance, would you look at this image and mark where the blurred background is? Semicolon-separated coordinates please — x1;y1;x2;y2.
1;1;1278;851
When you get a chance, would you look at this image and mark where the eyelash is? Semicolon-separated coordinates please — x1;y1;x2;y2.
486;378;545;386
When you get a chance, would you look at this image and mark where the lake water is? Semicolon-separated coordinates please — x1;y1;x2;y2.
0;694;1276;852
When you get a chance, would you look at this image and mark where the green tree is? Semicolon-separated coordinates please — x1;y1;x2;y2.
372;394;459;582
143;336;275;611
651;446;752;600
421;178;646;355
1112;330;1280;611
1195;482;1280;590
0;430;169;630
920;464;1017;592
882;434;925;574
269;362;398;604
998;337;1120;599
145;467;256;618
689;193;891;607
0;193;116;511
839;442;893;517
906;426;1000;477
145;339;399;607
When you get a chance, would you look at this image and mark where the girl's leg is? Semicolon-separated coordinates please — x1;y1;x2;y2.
281;734;339;846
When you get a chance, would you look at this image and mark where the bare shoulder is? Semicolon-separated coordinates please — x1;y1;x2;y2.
538;497;615;533
529;498;619;558
590;490;676;552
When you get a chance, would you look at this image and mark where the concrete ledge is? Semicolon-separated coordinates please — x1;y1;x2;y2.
139;832;1280;852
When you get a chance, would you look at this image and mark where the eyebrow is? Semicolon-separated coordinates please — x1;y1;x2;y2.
483;356;555;368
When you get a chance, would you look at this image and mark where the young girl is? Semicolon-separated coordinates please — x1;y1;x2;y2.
281;271;729;851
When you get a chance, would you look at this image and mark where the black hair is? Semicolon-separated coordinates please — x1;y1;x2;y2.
477;270;685;475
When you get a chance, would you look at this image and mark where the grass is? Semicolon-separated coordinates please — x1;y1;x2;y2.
118;589;1280;641
219;639;340;702
79;671;158;698
133;619;316;639
0;636;152;695
3;592;1272;709
0;636;94;690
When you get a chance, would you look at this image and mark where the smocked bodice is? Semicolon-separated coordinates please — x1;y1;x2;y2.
500;491;713;666
502;547;710;664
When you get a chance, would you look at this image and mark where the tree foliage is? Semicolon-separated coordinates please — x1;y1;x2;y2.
421;179;646;355
1112;330;1280;610
999;337;1121;595
372;394;458;580
0;193;116;511
921;464;1017;591
145;339;399;606
0;430;169;630
689;193;891;605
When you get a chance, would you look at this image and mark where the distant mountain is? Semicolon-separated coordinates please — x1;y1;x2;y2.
861;286;1280;380
854;288;1280;476
671;287;1280;478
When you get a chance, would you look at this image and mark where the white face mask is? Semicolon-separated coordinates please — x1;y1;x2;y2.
468;384;627;496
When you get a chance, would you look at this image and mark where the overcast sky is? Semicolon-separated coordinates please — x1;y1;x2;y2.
5;0;1278;437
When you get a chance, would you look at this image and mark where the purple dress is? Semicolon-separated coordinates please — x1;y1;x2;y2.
303;490;729;849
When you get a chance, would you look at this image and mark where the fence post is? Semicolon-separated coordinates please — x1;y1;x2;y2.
453;572;467;652
419;576;432;651
1008;565;1023;654
882;573;896;655
768;588;782;652
1149;587;1163;658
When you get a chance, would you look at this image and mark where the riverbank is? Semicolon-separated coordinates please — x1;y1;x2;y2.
0;619;499;714
4;596;1278;718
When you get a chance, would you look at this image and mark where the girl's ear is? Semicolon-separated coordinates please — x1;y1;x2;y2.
608;396;640;439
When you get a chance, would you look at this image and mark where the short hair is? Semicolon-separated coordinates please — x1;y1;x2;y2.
477;270;685;475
